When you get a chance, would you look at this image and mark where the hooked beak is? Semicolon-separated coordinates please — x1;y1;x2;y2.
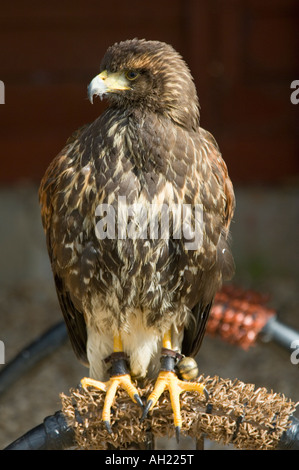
88;70;131;103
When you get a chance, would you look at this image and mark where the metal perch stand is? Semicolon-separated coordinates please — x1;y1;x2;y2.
2;285;299;450
5;375;298;450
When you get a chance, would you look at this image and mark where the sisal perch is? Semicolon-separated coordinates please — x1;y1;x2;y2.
60;375;297;450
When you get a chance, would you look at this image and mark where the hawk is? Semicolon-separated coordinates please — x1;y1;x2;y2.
39;39;235;439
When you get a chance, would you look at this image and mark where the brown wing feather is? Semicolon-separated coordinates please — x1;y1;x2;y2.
182;128;235;358
182;301;212;357
53;273;88;366
39;131;89;366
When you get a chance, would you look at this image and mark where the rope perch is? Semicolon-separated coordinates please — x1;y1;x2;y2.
60;375;297;450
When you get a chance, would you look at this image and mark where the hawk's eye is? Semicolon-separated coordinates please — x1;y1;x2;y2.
125;70;139;81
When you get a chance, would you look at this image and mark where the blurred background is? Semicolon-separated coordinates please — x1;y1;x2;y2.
0;0;298;449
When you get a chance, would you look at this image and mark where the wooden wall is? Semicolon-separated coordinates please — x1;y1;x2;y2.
0;0;298;185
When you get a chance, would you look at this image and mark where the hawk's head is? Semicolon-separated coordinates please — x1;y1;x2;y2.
88;39;200;130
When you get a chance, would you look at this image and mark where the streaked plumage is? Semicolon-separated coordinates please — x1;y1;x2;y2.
39;39;234;390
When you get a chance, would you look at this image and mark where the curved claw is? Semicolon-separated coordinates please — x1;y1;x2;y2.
104;420;113;435
134;393;144;408
141;399;153;422
175;426;181;444
142;370;207;436
204;387;210;401
81;374;142;433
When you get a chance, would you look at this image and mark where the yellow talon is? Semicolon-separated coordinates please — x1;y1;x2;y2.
142;329;207;442
145;370;206;428
81;374;142;432
80;333;143;433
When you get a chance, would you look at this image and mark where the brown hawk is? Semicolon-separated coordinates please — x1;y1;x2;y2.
39;39;235;439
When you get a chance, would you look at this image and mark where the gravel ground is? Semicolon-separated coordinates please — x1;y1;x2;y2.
0;183;298;450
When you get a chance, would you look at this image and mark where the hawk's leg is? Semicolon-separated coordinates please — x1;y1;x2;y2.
142;329;208;442
80;333;143;434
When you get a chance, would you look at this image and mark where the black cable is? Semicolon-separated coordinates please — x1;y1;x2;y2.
3;410;76;450
277;416;299;450
0;322;67;397
4;411;299;450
